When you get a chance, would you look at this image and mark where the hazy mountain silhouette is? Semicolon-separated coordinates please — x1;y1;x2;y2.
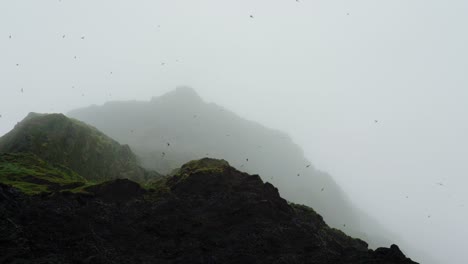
67;86;400;247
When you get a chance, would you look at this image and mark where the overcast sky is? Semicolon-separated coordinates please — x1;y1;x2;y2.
1;1;467;263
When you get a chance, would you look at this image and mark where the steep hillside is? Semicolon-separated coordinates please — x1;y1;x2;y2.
68;87;380;244
0;113;158;183
0;158;417;264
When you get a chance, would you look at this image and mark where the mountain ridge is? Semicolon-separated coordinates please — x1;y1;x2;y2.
67;87;389;247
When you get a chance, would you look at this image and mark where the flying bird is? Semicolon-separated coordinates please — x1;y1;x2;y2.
436;182;444;186
246;158;249;162
297;173;300;177
167;142;170;147
62;35;66;38
9;35;11;39
20;88;23;93
250;15;254;18
162;152;165;157
81;36;85;39
374;120;378;123
306;164;311;168
321;187;324;192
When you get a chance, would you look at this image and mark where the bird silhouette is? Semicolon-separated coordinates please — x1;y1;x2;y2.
321;187;324;192
306;164;311;168
250;15;254;18
62;35;65;38
167;142;170;147
20;88;23;93
297;173;300;177
246;158;249;162
81;36;85;40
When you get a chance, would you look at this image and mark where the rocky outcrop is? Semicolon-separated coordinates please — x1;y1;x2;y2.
0;158;417;264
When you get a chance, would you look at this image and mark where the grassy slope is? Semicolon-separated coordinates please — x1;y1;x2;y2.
0;113;152;183
0;152;89;195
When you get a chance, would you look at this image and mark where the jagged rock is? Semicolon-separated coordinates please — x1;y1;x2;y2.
0;159;417;264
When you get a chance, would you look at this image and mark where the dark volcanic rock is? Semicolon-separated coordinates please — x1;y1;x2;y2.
84;178;147;202
0;159;417;264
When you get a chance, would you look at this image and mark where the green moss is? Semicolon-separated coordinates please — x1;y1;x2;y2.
0;113;150;183
0;152;88;195
178;158;229;176
144;177;170;194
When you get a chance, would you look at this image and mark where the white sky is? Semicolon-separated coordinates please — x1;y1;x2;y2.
1;1;467;263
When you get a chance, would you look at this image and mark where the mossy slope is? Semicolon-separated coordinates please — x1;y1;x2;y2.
0;152;87;195
0;113;153;183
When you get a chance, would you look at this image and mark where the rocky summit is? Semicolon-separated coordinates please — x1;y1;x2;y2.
0;158;417;264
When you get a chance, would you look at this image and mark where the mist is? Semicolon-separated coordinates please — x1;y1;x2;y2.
1;1;468;263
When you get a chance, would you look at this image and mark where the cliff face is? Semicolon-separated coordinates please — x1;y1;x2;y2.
0;158;417;264
0;113;159;183
67;87;381;243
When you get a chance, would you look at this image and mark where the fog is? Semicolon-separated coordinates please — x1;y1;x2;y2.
1;1;467;263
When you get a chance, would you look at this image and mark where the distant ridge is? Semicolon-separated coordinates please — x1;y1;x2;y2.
68;87;394;247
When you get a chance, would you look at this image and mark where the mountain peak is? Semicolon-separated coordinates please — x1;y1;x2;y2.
152;86;203;103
